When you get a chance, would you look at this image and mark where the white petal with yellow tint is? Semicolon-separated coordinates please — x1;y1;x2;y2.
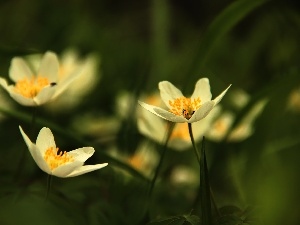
9;91;36;106
188;101;214;123
50;147;105;177
154;107;188;123
0;78;10;92
137;109;167;143
139;101;183;122
213;84;232;105
52;69;81;99
191;78;212;102
138;78;231;124
65;163;108;177
38;51;59;83
36;127;56;155
19;126;51;174
19;126;108;178
159;81;184;108
0;51;81;107
9;57;33;82
67;147;95;163
34;84;57;105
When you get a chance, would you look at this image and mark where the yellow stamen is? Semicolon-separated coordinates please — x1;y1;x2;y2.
169;97;201;119
15;77;50;98
44;147;74;171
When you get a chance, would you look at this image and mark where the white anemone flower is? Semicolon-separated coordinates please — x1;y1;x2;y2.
137;95;220;150
19;126;108;178
0;51;79;106
138;78;231;123
27;49;100;111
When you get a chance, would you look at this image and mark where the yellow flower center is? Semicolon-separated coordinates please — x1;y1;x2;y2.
169;97;201;119
15;77;50;98
170;123;190;141
44;147;74;171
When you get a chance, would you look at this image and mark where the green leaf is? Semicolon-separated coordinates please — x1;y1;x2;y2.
200;137;212;225
183;215;201;225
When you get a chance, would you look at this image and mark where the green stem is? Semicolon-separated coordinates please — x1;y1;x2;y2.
188;126;221;219
148;122;175;197
45;174;52;201
188;123;200;164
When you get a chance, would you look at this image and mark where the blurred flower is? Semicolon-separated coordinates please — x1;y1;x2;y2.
0;51;79;106
169;164;199;187
126;141;159;177
137;92;220;150
206;89;268;142
27;48;100;111
115;90;137;119
71;112;120;144
286;87;300;113
19;126;108;178
107;141;159;178
138;78;231;123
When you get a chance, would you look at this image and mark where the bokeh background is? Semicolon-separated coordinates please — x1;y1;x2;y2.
0;0;299;224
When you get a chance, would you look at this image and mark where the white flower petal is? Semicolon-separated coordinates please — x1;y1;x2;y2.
0;78;9;92
9;57;33;82
65;163;108;178
192;106;221;138
153;107;188;123
191;78;212;102
52;147;106;177
52;69;81;99
51;160;83;177
38;51;59;82
36;127;56;155
34;85;57;105
19;126;51;174
213;84;232;105
47;147;102;177
188;101;214;123
139;101;187;122
9;91;36;106
139;100;188;122
67;147;95;163
139;101;172;120
30;145;52;174
159;81;184;108
137;110;166;143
